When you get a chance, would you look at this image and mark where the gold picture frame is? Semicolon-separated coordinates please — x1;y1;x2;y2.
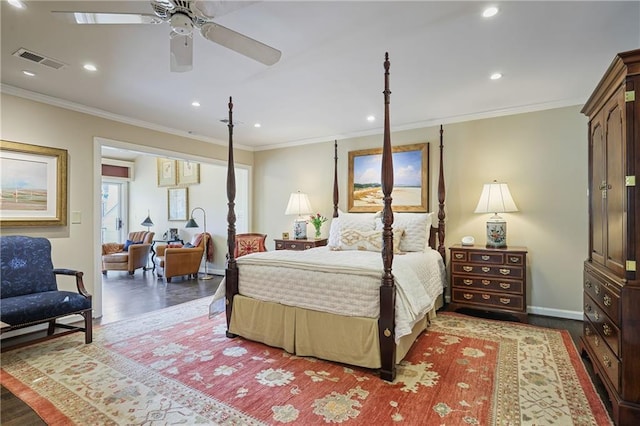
157;158;177;187
0;140;68;227
177;161;200;185
348;142;429;213
168;187;188;221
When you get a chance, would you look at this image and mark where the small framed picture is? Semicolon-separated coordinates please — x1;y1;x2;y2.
282;232;290;240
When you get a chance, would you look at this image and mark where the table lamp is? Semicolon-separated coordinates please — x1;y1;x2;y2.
474;180;518;248
140;211;154;232
285;191;313;239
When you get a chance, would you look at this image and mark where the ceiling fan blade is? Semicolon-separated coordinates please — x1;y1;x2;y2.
52;11;163;25
200;23;281;66
170;32;193;72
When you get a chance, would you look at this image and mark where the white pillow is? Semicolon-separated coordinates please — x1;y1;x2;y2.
376;212;433;252
339;228;404;253
328;210;377;248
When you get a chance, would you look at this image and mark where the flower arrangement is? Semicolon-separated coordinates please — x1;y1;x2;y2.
309;213;328;238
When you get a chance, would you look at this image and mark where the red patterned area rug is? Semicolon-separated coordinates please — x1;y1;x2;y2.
1;298;611;425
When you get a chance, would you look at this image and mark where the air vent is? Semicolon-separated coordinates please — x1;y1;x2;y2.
12;48;67;70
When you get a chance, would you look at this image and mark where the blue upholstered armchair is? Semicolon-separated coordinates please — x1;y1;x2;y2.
0;236;92;345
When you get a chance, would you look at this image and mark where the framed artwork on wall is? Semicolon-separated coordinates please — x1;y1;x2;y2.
0;140;68;227
177;161;200;185
157;158;177;187
348;142;429;213
168;187;188;221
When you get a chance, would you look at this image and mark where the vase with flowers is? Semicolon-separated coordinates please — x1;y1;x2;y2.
309;213;328;239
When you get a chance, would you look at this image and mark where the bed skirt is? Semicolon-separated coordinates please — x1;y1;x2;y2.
229;293;444;369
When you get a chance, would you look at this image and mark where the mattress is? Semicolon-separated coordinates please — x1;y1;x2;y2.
212;246;445;342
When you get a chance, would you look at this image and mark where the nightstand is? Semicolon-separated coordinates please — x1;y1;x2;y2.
448;244;528;323
274;238;328;251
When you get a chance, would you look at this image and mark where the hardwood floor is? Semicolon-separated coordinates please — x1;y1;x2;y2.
1;276;613;424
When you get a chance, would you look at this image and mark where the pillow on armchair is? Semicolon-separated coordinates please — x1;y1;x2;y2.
235;233;267;258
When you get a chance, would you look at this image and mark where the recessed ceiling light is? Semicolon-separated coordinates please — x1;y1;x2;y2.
490;72;503;80
22;70;35;77
8;0;26;9
482;6;499;18
254;123;261;128
366;115;375;122
83;64;97;72
191;101;200;107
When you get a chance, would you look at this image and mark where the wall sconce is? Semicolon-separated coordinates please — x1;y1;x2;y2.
185;207;213;280
285;191;313;240
140;210;154;232
474;180;518;248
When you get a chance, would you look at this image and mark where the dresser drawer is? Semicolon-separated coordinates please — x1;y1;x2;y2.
583;320;620;393
451;250;468;262
468;251;504;264
584;270;620;324
584;293;620;356
452;264;523;279
451;288;524;311
451;275;523;295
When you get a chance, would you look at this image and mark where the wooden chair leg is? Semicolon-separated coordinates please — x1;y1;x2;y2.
47;320;56;335
84;311;92;344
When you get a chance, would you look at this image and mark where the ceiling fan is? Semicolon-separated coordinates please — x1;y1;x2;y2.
52;0;281;72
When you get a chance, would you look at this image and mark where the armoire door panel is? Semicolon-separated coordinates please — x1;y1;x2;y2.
605;93;625;275
591;119;606;265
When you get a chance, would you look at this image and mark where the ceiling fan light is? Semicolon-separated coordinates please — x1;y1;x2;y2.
170;13;193;35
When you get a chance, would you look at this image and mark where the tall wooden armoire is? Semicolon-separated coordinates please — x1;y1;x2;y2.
580;48;640;425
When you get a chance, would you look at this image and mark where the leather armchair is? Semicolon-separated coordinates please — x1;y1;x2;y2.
154;235;205;282
102;231;154;275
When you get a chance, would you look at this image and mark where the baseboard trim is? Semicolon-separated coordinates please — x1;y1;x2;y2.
528;306;583;321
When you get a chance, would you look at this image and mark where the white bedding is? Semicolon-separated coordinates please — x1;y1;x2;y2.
210;246;445;342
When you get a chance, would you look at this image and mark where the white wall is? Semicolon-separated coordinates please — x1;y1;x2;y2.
253;105;589;318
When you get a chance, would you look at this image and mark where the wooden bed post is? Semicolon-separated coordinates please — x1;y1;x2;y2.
333;140;339;218
225;96;239;338
437;125;446;262
379;52;396;382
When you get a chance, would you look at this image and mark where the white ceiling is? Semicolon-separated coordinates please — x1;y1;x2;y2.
2;1;639;151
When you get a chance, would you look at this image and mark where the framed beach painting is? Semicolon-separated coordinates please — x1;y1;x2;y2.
0;140;68;227
348;142;429;212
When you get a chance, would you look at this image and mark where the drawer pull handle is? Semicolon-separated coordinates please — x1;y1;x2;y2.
594;285;600;295
585;303;592;312
455;253;464;259
481;255;490;261
499;298;511;304
603;294;611;306
482;267;490;273
509;256;520;263
585;280;592;289
463;293;473;300
482;294;490;300
585;327;592;336
499;269;510;275
594;311;600;321
463;266;473;272
594;336;600;347
482;280;491;286
603;324;612;336
603;354;612;368
290;244;297;248
463;279;473;285
499;282;511;289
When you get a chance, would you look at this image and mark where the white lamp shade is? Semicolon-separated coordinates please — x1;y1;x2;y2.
474;181;518;214
285;192;313;216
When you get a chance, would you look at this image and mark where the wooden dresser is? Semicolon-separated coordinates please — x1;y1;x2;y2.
580;48;640;425
448;244;528;323
274;238;327;251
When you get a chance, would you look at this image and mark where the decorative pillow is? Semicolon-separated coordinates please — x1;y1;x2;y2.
328;210;377;248
339;228;404;253
375;212;433;252
183;242;194;248
123;240;143;251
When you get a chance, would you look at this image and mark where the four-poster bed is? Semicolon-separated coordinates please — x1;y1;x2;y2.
219;53;446;381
